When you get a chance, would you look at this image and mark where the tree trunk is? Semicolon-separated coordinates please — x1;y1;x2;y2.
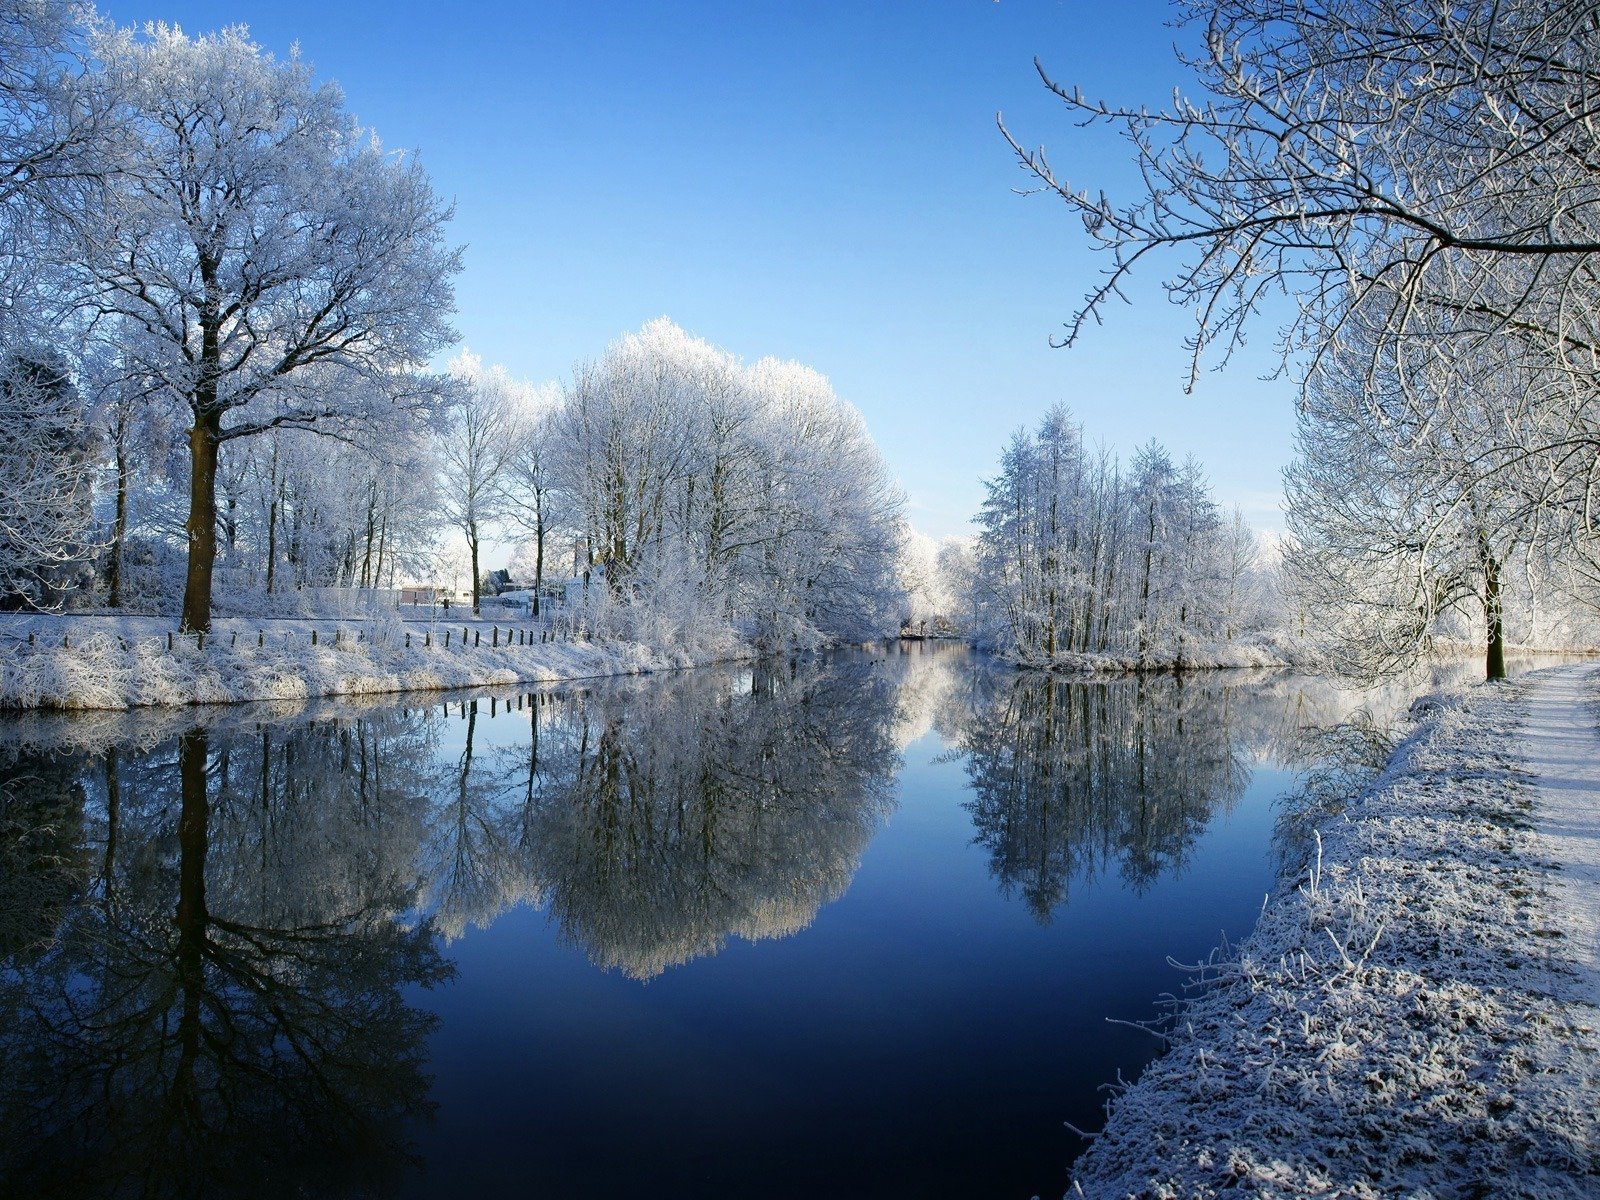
1485;547;1506;681
109;438;129;608
532;498;545;619
181;409;222;633
265;487;277;596
468;522;481;615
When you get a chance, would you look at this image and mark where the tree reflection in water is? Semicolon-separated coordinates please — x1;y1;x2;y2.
423;656;902;978
958;672;1251;919
0;657;905;1193
0;715;452;1200
0;648;1374;1196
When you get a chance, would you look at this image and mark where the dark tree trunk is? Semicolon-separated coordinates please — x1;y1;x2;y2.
532;500;545;619
265;490;277;595
468;522;481;615
109;440;129;608
1485;548;1506;681
181;409;222;633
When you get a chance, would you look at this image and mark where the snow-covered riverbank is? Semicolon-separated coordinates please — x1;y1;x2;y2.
1008;638;1297;674
0;613;752;710
1070;663;1600;1198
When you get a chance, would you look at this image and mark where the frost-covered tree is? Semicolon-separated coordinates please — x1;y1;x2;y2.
87;349;179;607
1285;314;1559;680
227;414;438;599
0;1;110;338
439;351;520;614
970;406;1258;663
554;320;706;593
744;355;906;642
499;381;566;616
1009;0;1600;671
0;347;96;606
550;319;905;647
1007;0;1600;390
74;25;458;631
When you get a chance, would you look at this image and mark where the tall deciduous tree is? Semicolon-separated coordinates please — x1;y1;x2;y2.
501;382;566;617
0;0;108;328
439;351;519;614
76;25;458;631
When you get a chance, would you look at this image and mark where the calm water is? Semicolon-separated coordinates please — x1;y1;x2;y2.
0;646;1511;1199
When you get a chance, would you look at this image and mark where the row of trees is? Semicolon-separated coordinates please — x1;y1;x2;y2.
1010;0;1600;678
0;5;911;647
438;318;908;647
0;7;457;630
39;311;913;649
967;405;1267;663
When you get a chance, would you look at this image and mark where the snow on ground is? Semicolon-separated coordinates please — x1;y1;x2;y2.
1524;667;1600;1011
1068;664;1600;1199
0;612;751;710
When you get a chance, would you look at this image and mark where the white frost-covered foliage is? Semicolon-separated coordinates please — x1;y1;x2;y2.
76;23;459;630
0;348;97;604
1284;305;1600;682
898;527;966;632
1069;680;1600;1198
969;405;1279;666
553;318;906;647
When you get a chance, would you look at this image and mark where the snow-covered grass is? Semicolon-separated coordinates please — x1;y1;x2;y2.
1069;668;1600;1198
0;612;754;710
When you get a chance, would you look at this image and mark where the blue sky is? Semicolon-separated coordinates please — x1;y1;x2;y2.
107;0;1296;540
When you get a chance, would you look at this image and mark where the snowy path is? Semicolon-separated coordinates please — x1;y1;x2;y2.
1068;665;1600;1198
1525;664;1600;1009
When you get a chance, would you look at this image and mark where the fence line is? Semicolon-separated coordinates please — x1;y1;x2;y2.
18;617;592;659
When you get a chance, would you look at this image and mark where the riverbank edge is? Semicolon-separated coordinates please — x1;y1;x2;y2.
1007;644;1600;676
1068;666;1600;1198
0;615;761;711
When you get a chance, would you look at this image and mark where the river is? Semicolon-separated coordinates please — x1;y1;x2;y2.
0;644;1532;1198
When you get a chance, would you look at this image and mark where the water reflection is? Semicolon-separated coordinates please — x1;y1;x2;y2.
0;647;1487;1198
0;729;451;1199
429;658;901;977
959;673;1250;918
